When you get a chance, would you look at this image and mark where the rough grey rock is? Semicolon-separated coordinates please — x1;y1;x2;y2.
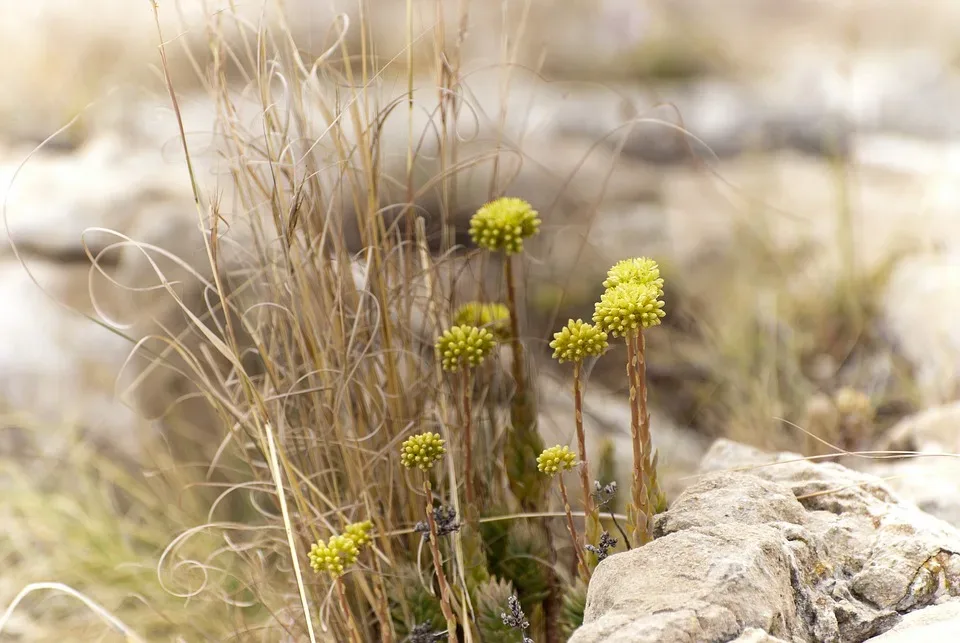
571;439;960;642
865;599;960;641
0;258;146;460
865;403;960;529
733;629;790;643
880;255;960;407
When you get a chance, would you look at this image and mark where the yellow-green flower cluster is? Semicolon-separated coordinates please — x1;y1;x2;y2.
469;197;541;255
592;257;666;337
454;302;512;341
593;281;665;337
435;324;496;372
549;319;608;363
309;524;371;578
537;445;578;476
602;257;664;296
400;432;447;471
344;520;373;549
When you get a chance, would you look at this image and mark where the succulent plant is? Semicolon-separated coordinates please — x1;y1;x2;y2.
389;564;444;639
559;579;588;639
491;522;552;607
473;577;527;642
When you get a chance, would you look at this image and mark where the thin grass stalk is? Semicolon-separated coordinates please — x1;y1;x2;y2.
263;422;318;643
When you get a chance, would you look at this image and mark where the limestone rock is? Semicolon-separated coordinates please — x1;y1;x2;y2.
866;403;960;528
733;629;791;643
880;255;960;406
571;439;960;642
0;258;145;460
865;599;960;641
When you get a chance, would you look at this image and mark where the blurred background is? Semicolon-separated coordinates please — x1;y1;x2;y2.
4;0;960;638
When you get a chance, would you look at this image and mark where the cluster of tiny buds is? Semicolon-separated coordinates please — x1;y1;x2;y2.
469;197;542;255
400;432;447;471
453;301;512;341
603;257;664;295
435;324;497;372
549;319;609;364
536;445;578;476
413;506;461;542
593;281;666;337
308;520;373;579
590;256;666;338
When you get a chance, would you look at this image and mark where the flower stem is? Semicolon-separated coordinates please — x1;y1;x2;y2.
462;369;475;512
424;480;458;642
626;330;652;545
573;361;601;561
336;579;362;643
504;255;526;399
503;254;558;642
559;476;590;582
